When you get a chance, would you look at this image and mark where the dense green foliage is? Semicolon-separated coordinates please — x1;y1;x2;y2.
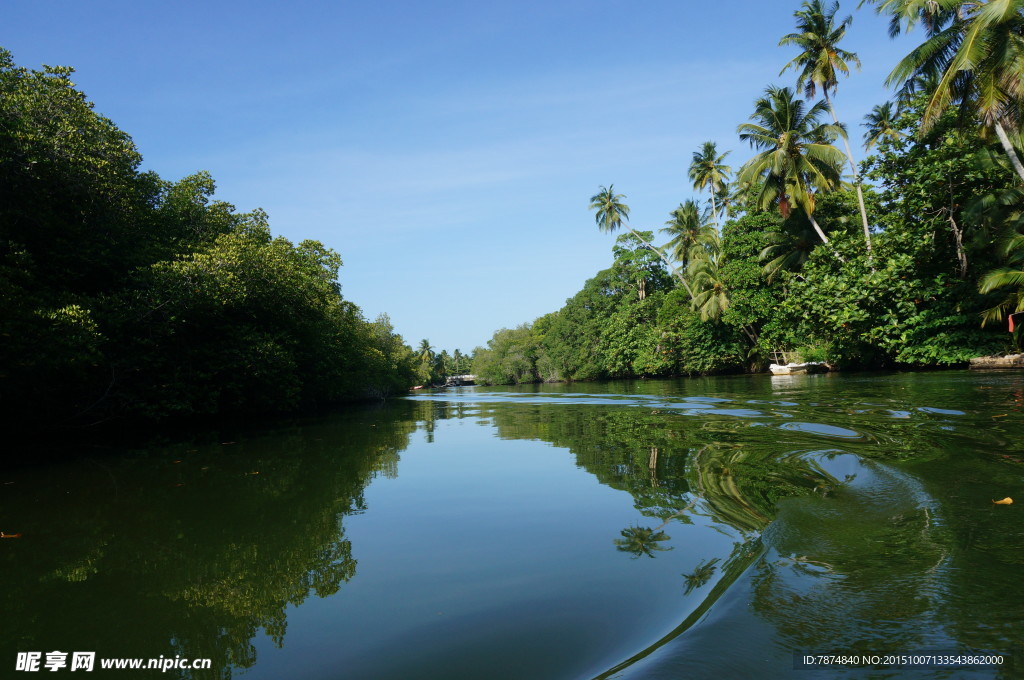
0;49;415;428
473;0;1024;384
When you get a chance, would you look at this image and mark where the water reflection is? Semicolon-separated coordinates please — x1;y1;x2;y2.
4;373;1024;679
426;374;1024;677
614;526;673;559
0;401;424;678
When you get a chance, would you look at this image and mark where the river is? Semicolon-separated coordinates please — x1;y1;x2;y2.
2;371;1022;678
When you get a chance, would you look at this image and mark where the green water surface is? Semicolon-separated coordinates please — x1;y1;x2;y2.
2;371;1022;679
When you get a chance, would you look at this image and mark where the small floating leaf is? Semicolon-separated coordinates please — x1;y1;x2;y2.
993;497;1013;505
993;414;1008;418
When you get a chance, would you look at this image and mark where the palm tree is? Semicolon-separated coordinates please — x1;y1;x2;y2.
690;255;731;322
780;0;874;255
979;233;1024;326
660;200;717;270
875;0;1024;182
416;339;434;365
416;339;435;385
865;0;958;39
862;101;906;149
760;223;819;279
589;185;696;298
590;184;631;235
736;86;847;251
688;141;732;227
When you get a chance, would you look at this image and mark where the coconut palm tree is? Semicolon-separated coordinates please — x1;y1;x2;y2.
416;339;436;385
760;222;819;279
590;184;631;235
660;200;717;270
979;232;1024;326
688;141;733;227
780;0;874;255
690;258;730;322
687;235;730;322
589;185;696;298
416;339;434;365
865;0;958;39
736;86;847;251
862;101;906;149
875;0;1024;182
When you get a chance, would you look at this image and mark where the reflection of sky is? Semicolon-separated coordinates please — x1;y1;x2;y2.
246;417;739;680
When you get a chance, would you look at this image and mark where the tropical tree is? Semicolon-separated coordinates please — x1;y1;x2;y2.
437;349;452;377
611;231;672;301
416;339;436;385
660;200;717;270
760;222;819;279
690;249;731;322
872;0;1024;182
863;101;906;149
736;86;847;251
979;233;1024;327
688;141;733;227
589;185;696;298
780;0;874;255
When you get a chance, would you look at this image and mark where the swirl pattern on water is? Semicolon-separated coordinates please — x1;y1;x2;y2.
412;373;1023;678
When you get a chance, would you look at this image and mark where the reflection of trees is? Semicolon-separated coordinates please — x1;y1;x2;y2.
0;400;427;678
614;526;673;559
745;459;951;654
682;558;720;594
482;403;841;538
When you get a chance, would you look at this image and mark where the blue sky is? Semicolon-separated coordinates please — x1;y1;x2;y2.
7;0;917;353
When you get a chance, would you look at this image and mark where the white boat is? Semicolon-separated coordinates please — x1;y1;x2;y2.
769;362;828;375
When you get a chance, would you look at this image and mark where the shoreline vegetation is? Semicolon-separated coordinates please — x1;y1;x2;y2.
7;0;1024;426
469;0;1024;387
0;47;419;434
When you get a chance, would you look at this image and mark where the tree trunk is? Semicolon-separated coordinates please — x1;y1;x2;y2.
710;190;720;230
993;120;1024;184
948;211;968;279
826;93;873;258
808;214;847;263
807;212;830;244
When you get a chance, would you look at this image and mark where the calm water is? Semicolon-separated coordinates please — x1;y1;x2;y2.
3;371;1023;679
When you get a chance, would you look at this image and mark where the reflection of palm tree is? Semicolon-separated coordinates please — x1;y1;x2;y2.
614;526;673;559
682;558;720;594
